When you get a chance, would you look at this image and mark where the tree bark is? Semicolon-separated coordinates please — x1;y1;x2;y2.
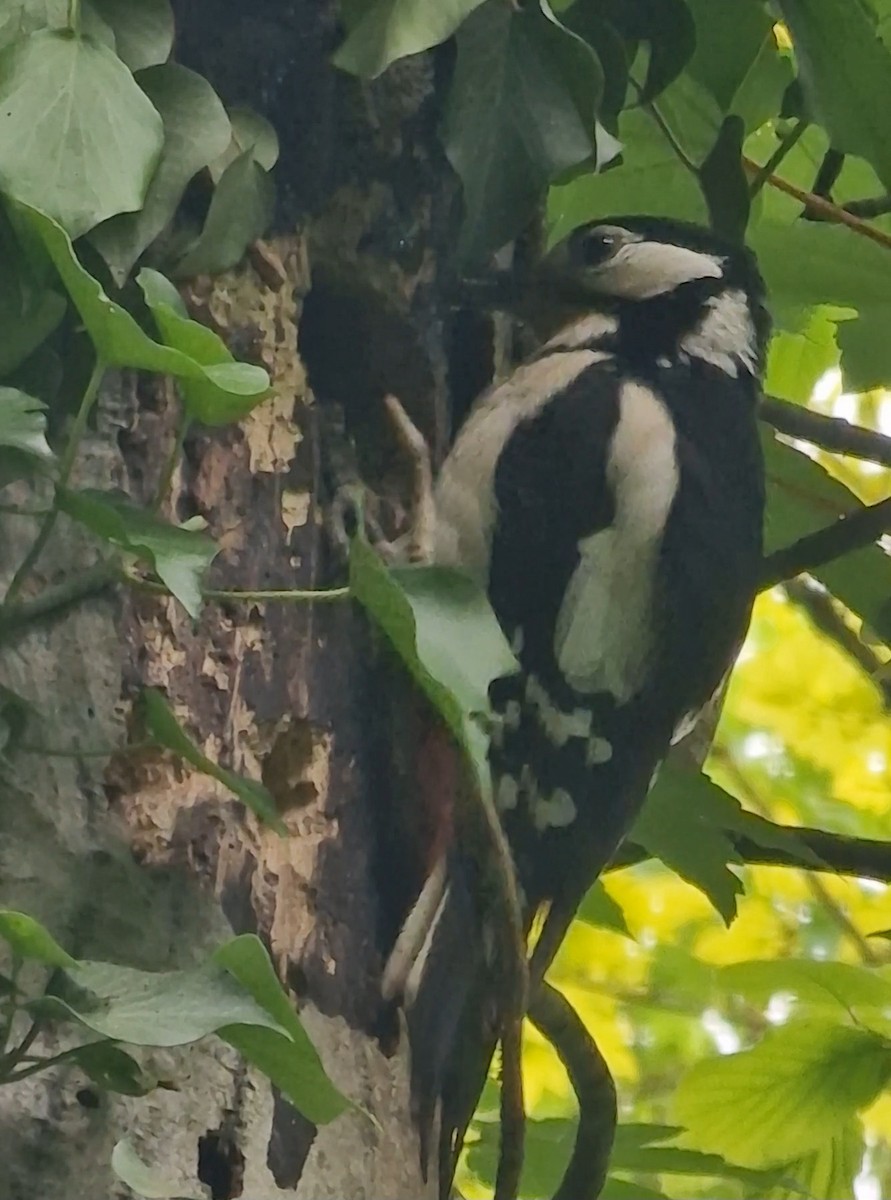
0;3;474;1195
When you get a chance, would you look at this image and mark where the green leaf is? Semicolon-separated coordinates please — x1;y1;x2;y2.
764;308;840;405
333;0;485;78
699;115;749;243
213;935;349;1123
16;205;270;408
73;1041;156;1095
137;268;270;423
761;428;891;640
0;30;163;237
87;0;173;70
209;106;280;183
675;1019;891;1168
600;1180;671;1200
718;958;891;1014
111;1139;203;1199
776;0;891;191
548;104;708;246
0;216;67;374
171;151;274;279
141;688;285;829
442;0;600;261
0;388;53;462
685;0;793;130
765;1120;864;1200
57;488;217;618
91;64;232;284
349;543;516;800
600;0;696;104
0;909;76;967
576;880;633;938
0;0;111;49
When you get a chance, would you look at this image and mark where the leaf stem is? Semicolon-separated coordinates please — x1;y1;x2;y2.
152;415;190;515
3;358;107;608
15;740;155;760
748;120;808;197
121;569;351;604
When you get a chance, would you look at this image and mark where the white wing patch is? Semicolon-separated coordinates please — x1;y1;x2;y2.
554;381;679;701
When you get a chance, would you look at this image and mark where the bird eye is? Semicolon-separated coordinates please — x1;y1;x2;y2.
578;228;618;268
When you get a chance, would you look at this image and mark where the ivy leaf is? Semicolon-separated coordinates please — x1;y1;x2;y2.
91;63;232;284
141;688;285;830
0;909;77;967
15;205;270;409
213;935;349;1123
675;1020;891;1167
0;30;163;237
57;488;217;618
137;268;271;424
73;1042;156;1096
443;0;600;261
0;217;67;374
349;541;516;800
0;388;53;462
171;151;274;279
333;0;485;78
209;106;280;183
776;0;891;191
87;0;173;71
111;1139;203;1199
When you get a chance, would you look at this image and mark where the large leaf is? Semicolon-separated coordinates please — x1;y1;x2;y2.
718;958;891;1014
442;0;600;261
91;63;232;283
15;205;270;409
776;0;891;191
675;1019;891;1168
349;542;516;799
0;30;163;237
764;1120;864;1200
171;150;274;279
57;488;217;618
333;0;485;78
141;689;285;830
213;935;348;1124
87;0;173;71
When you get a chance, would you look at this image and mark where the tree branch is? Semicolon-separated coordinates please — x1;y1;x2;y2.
760;396;891;470
742;157;891;253
760;498;891;588
613;824;891;883
528;983;616;1200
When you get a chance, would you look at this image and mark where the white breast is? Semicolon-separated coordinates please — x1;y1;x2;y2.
553;380;679;702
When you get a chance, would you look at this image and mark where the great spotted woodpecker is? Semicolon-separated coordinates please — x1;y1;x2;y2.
381;216;770;1190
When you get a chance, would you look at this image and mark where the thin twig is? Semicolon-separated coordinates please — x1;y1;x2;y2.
760;396;891;469
748;120;808;197
760;498;891;588
528;983;617;1200
742;158;891;253
122;571;351;604
0;561;117;643
785;577;891;705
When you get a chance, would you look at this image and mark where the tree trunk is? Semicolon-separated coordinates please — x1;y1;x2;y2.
0;3;479;1195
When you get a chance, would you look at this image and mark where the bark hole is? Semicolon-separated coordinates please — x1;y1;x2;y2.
197;1127;245;1200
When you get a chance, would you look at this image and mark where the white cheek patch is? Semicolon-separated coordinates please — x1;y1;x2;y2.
554;381;679;701
680;288;758;377
597;241;724;299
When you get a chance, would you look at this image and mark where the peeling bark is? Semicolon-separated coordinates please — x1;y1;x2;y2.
0;2;471;1195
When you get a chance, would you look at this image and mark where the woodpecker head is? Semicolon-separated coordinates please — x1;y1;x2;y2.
542;216;770;376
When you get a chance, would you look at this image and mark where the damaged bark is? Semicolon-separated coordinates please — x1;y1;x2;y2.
0;2;491;1195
